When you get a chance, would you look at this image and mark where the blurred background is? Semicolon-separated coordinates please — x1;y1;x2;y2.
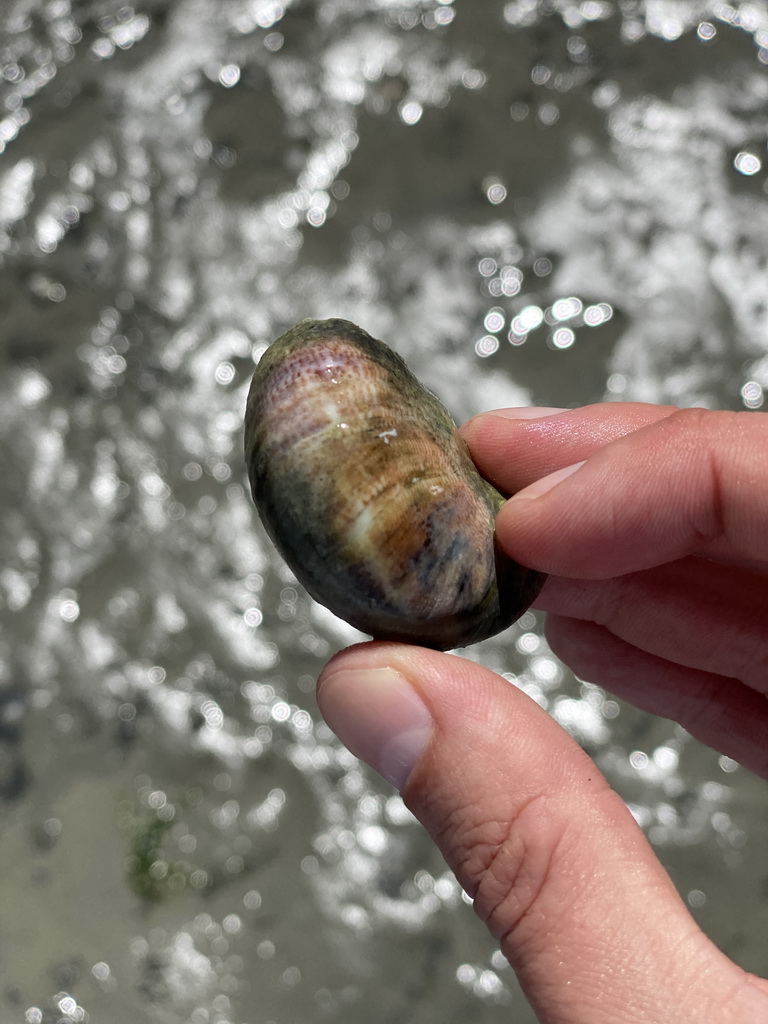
1;1;767;1021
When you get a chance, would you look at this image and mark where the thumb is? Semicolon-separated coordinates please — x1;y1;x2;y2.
317;642;768;1024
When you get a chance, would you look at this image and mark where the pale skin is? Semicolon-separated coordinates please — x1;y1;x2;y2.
316;403;768;1024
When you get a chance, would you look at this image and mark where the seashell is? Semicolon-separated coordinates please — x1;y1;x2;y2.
244;318;544;650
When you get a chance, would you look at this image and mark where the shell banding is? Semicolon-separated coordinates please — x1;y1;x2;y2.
244;318;544;650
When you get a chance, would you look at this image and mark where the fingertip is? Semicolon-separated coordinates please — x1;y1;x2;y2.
460;407;570;456
463;402;679;502
483;406;571;420
506;459;586;502
317;641;493;730
458;410;494;454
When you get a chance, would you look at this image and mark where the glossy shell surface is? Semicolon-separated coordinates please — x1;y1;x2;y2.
244;318;544;650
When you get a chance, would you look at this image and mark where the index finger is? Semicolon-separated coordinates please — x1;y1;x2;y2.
495;407;768;578
461;402;677;495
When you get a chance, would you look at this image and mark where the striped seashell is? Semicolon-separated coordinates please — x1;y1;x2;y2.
244;318;544;650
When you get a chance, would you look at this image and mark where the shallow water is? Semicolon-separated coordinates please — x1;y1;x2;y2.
1;1;767;1021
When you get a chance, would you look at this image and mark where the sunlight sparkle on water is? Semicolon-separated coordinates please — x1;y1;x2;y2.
511;305;544;334
475;335;499;358
483;308;505;332
218;64;241;87
734;151;762;175
399;100;423;124
484;178;508;204
551;326;575;348
741;381;764;408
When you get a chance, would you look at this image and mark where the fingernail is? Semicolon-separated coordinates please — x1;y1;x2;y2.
509;460;585;501
488;406;568;420
316;666;433;791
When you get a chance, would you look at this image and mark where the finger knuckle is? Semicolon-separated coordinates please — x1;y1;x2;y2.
441;791;576;948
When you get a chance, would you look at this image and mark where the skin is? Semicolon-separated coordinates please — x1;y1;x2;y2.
316;402;768;1024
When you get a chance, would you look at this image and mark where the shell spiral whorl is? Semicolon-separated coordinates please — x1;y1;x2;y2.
244;318;544;650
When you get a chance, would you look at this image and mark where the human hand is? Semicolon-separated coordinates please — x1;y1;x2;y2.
463;402;768;778
316;403;768;1024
